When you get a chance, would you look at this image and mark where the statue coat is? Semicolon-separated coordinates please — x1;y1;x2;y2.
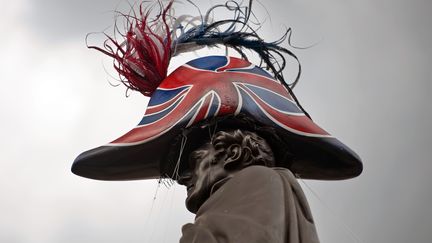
180;166;320;243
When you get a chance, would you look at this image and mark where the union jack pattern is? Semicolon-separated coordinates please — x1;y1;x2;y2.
110;56;330;146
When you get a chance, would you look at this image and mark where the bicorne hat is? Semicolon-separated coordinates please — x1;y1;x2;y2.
72;56;362;181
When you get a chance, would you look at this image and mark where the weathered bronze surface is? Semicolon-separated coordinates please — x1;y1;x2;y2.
177;129;320;243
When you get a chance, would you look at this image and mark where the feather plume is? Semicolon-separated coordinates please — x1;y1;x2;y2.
172;0;311;118
88;0;310;118
87;1;174;96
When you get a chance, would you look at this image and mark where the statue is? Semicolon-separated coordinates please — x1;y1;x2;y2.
72;1;362;242
177;129;320;243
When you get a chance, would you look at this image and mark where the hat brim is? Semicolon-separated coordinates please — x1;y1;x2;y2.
72;128;176;180
72;114;362;181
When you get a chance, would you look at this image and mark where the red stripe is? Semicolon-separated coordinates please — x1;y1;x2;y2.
193;94;212;124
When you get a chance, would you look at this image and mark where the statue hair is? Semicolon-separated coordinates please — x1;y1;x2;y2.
211;129;276;168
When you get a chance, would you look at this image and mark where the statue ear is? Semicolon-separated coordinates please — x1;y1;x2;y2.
223;144;253;170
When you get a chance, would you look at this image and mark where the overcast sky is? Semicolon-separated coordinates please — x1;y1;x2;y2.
1;0;432;242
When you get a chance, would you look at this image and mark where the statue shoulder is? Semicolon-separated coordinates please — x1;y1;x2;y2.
237;165;293;179
232;166;298;191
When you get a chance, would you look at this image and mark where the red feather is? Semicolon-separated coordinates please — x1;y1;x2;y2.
88;1;174;96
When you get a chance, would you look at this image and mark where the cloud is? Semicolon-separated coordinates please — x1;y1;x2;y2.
25;0;124;41
2;0;432;242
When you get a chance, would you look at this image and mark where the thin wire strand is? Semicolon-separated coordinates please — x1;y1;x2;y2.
145;179;162;242
162;184;177;243
171;132;188;180
148;179;172;242
299;179;364;243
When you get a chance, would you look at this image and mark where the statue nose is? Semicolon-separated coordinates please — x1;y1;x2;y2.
177;171;193;185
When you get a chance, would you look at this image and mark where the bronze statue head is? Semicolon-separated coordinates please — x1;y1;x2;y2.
177;129;275;213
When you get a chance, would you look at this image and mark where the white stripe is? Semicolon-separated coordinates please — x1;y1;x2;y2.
204;92;214;119
183;63;281;84
186;100;203;128
225;63;255;70
240;83;303;116
216;56;230;70
186;91;215;127
237;85;332;138
144;93;187;118
153;84;192;91
242;83;297;104
147;85;191;109
212;92;222;117
107;98;208;146
233;83;243;115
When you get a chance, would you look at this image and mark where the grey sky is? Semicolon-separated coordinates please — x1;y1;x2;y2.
1;0;431;242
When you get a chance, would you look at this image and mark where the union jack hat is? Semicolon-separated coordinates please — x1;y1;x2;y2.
72;56;362;181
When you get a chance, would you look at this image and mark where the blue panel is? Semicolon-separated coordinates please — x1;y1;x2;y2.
148;86;189;106
186;56;228;71
227;66;274;79
207;94;220;117
139;98;182;125
243;84;302;113
175;101;201;129
237;88;277;126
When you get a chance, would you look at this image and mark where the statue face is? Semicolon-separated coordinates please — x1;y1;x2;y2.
178;142;229;213
177;129;275;213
